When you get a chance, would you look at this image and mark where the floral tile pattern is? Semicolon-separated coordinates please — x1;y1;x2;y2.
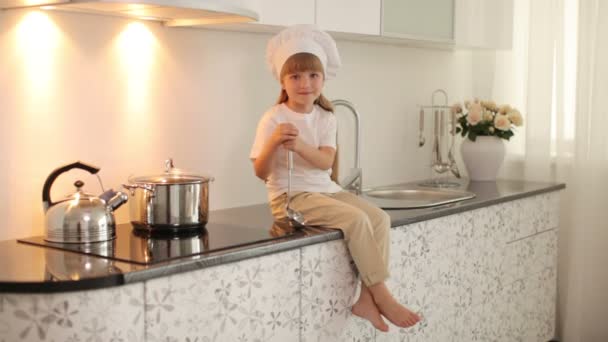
144;249;300;342
300;240;375;342
0;282;144;342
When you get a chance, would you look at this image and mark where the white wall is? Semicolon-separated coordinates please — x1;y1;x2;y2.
0;9;473;241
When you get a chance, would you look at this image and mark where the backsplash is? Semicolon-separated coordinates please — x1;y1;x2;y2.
0;9;474;240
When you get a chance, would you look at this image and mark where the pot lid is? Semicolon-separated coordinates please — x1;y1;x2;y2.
129;159;213;184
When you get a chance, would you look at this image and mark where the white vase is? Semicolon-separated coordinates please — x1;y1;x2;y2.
460;136;506;181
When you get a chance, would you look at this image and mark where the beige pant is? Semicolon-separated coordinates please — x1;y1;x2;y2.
270;191;391;286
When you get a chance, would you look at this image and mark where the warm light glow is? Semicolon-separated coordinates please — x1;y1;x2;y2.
125;4;150;11
15;11;60;98
115;22;157;115
22;0;60;5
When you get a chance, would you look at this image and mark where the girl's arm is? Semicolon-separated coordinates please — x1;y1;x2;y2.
253;123;299;181
284;111;338;171
284;138;336;171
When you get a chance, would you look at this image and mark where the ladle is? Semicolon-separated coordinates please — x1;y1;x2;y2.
431;110;450;174
447;110;461;178
418;108;425;147
286;151;305;227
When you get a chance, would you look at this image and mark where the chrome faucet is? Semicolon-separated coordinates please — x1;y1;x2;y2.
331;99;363;195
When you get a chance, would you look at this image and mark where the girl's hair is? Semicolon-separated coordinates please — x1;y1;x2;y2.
276;52;334;112
276;52;340;183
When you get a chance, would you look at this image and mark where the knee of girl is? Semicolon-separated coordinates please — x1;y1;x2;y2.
343;211;373;237
348;210;370;227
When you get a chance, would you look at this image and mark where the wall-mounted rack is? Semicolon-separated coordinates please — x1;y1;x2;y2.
417;89;460;187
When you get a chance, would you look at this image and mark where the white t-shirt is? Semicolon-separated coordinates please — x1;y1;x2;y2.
250;103;343;201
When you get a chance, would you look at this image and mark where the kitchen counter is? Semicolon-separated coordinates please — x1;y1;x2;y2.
0;179;565;293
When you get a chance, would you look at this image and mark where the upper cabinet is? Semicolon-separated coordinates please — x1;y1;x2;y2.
316;0;381;36
454;0;514;49
251;0;315;27
382;0;455;43
192;0;514;50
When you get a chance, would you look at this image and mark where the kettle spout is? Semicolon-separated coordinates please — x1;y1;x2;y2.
101;189;129;211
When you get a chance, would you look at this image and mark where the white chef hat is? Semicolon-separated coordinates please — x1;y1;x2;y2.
266;24;341;81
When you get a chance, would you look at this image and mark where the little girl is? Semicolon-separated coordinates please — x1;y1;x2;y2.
250;25;421;332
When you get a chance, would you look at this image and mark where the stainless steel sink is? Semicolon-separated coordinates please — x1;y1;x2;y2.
361;185;476;209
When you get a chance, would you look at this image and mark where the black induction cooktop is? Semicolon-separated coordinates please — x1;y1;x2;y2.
18;222;303;265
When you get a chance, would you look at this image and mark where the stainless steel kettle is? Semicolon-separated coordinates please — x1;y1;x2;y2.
42;161;128;243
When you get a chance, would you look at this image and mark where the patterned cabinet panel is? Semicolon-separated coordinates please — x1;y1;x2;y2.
502;228;558;285
529;266;558;341
300;240;375;342
380;194;560;342
463;265;558;342
0;282;145;342
503;192;561;243
144;249;300;342
461;205;509;309
378;214;473;342
545;191;561;230
460;220;559;341
498;196;536;243
461;194;559;310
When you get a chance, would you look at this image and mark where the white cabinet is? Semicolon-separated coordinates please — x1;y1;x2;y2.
380;0;513;48
382;0;455;42
246;0;315;27
454;0;514;49
230;0;513;49
316;0;381;35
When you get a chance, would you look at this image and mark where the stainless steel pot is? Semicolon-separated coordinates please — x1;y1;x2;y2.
123;159;213;230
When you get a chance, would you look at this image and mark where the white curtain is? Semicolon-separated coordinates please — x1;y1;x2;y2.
564;1;608;341
496;0;608;341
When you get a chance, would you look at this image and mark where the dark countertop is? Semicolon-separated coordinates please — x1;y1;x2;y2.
0;179;565;293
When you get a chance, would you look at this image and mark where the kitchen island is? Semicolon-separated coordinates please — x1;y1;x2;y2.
0;179;564;342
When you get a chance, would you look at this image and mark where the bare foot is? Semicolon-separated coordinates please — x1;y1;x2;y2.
368;282;421;328
351;284;389;332
375;296;421;328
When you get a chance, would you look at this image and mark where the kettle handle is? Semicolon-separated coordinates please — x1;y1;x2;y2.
42;161;100;211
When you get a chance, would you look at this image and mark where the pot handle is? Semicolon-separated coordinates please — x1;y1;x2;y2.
42;161;100;211
122;183;156;196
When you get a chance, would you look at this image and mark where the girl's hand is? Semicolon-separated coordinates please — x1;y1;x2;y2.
271;123;299;147
282;136;304;152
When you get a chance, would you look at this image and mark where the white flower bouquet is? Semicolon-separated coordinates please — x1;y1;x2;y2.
451;99;524;141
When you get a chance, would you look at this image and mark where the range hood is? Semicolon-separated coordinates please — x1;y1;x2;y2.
0;0;259;27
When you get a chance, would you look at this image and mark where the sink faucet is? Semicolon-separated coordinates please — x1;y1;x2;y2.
331;99;362;195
